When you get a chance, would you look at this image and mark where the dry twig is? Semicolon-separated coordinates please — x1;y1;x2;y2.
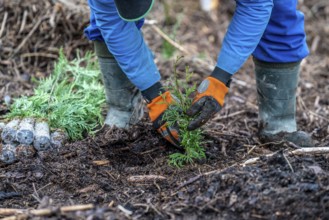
0;11;8;38
148;24;189;54
12;16;49;57
283;153;294;172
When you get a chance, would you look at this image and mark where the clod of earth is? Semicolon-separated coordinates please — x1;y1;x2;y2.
50;129;68;149
16;144;36;159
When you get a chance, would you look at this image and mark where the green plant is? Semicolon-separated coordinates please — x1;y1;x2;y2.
163;57;205;167
6;50;106;140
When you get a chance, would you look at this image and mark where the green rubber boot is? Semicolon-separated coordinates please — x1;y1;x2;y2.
94;40;144;128
254;58;313;147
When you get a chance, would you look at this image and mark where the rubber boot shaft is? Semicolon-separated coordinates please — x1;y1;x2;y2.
255;59;300;134
254;58;313;147
94;41;144;128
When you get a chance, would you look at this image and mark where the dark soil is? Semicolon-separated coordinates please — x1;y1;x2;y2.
1;0;329;219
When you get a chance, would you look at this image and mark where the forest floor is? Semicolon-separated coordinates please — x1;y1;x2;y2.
0;0;329;219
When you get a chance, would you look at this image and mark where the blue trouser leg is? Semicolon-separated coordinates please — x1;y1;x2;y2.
253;0;309;63
84;5;145;128
84;0;159;91
84;9;103;41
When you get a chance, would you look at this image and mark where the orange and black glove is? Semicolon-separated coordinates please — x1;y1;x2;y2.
187;67;232;130
142;82;181;148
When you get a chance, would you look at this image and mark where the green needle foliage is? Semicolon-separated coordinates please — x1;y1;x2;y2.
163;57;205;167
6;50;106;140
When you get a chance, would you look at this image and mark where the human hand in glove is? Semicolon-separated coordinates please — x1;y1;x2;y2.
142;83;181;148
187;67;232;130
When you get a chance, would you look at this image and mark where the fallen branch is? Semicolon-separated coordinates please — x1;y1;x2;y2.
289;147;329;155
127;175;166;183
0;204;94;217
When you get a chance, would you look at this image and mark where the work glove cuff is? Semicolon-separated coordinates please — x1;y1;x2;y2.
141;81;165;104
210;66;232;88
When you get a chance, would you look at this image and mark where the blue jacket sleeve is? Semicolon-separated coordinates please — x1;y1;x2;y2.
216;0;274;74
88;0;160;91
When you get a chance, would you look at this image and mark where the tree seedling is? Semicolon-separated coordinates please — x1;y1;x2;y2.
163;57;205;167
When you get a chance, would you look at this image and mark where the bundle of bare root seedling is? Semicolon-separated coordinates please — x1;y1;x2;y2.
0;119;67;164
0;51;105;164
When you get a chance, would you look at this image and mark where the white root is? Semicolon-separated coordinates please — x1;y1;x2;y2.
1;119;20;144
0;144;17;164
16;118;35;145
33;121;51;151
50;129;68;149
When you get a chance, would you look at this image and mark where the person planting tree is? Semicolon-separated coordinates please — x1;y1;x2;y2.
84;0;181;147
84;0;313;147
3;0;313;154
